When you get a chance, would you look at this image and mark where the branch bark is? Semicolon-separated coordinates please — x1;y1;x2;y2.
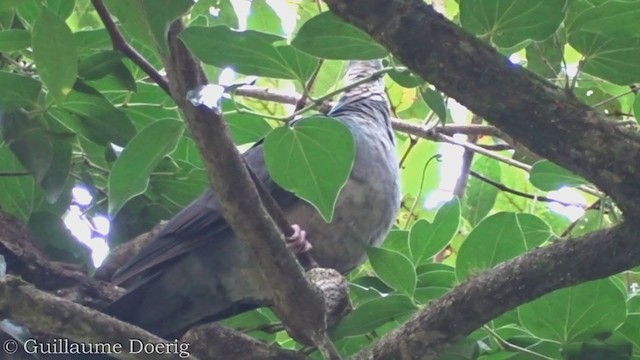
325;0;640;216
163;19;333;352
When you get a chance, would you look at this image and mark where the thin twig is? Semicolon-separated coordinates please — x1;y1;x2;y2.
482;325;554;360
470;170;591;208
91;0;171;95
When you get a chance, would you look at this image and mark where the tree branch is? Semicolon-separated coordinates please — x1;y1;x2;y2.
91;0;171;95
163;19;336;355
351;224;639;359
325;0;640;215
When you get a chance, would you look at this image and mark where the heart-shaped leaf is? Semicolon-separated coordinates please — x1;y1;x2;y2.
292;12;387;60
409;197;460;264
367;246;417;296
263;116;355;221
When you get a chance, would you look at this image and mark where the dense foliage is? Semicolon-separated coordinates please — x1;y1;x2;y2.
1;0;639;359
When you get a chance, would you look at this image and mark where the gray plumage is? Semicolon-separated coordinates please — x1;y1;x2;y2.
104;60;401;337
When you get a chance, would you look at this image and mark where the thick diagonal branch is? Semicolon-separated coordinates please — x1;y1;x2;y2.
326;0;640;216
163;19;331;352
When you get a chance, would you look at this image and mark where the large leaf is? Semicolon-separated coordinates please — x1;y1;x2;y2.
569;31;640;85
518;279;626;344
456;212;552;280
57;85;136;146
366;246;416;296
570;1;640;37
180;26;318;81
462;157;501;226
529;160;588;191
247;0;283;36
78;51;124;80
0;71;42;110
0;0;27;10
142;0;193;54
108;120;184;217
0;145;34;221
330;295;417;339
103;0;156;53
0;111;52;183
292;12;388;60
31;7;77;103
459;0;567;48
28;211;91;264
263;116;355;222
409;198;460;264
0;29;30;51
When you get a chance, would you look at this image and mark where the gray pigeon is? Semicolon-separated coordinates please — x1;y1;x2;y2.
104;60;401;337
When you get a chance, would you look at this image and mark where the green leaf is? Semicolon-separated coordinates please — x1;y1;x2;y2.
462;157;501;226
28;211;91;264
330;295;417;339
0;29;30;51
292;12;387;60
247;0;283;36
456;212;552;280
58;85;136;146
150;163;208;211
0;145;34;221
78;51;124;80
108;120;184;217
409;198;460;264
32;7;77;103
526;35;563;79
0;112;52;183
180;26;319;81
38;129;71;203
569;31;640;85
142;0;193;54
570;1;640;37
0;0;27;10
459;0;568;48
224;111;272;145
0;71;42;110
44;0;75;20
529;160;588;191
263;116;355;221
518;279;626;344
421;88;448;123
103;0;156;53
416;263;456;289
387;65;424;88
635;95;640;124
366;246;416;296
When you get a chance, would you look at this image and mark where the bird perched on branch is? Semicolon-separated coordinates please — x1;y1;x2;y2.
104;60;401;337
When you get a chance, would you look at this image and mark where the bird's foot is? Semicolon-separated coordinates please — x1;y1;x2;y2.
287;224;312;254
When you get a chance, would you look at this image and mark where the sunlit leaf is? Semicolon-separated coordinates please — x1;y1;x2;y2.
292;12;387;60
32;7;77;102
529;160;588;191
180;26;318;81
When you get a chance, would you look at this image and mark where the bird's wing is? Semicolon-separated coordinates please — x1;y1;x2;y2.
111;140;297;285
